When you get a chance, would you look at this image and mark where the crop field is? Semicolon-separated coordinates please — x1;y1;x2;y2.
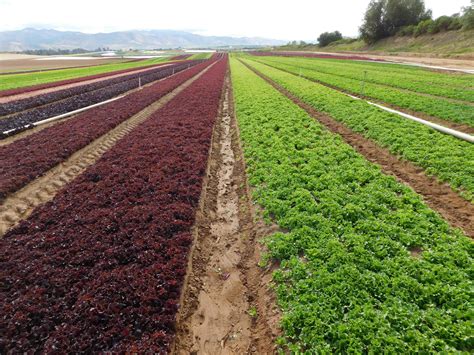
0;57;171;92
0;52;472;353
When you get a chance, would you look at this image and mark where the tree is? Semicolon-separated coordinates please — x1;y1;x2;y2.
360;0;432;43
317;31;343;47
360;0;386;43
461;0;474;29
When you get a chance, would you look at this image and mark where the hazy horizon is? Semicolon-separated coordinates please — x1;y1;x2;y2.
0;0;471;41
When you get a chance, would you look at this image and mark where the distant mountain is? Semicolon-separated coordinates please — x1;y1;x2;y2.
0;28;285;51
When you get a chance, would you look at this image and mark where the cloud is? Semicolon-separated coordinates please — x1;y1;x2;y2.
0;0;471;40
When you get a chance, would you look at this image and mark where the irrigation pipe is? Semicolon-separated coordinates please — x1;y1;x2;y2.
1;95;125;137
345;93;474;143
0;60;205;138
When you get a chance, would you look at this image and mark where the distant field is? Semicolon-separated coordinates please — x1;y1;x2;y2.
188;52;213;60
0;55;131;73
0;57;169;91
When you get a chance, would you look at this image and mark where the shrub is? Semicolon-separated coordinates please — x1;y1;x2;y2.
433;16;456;32
317;31;343;47
398;25;416;36
414;19;434;36
448;17;463;30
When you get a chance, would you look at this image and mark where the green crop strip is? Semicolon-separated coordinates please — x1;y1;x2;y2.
253;56;474;102
248;55;474;128
0;57;169;91
230;58;473;353
241;58;474;202
188;53;213;60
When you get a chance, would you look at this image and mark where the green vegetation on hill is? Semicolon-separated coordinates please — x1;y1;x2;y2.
280;1;474;58
278;29;474;58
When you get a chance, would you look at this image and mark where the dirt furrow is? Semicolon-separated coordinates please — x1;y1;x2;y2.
254;60;474;134
0;63;215;237
241;60;474;238
173;71;280;354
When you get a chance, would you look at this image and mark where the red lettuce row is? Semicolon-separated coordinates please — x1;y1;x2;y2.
0;61;185;98
0;59;215;201
170;54;193;60
0;61;207;135
0;61;204;116
0;55;228;352
249;51;385;61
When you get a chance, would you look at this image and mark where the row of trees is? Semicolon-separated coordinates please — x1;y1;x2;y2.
284;0;473;48
360;0;474;43
19;47;113;56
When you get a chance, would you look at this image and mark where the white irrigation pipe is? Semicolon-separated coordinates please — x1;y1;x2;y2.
345;93;474;143
2;95;126;136
1;61;202;137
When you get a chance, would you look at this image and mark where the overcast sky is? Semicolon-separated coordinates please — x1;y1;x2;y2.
0;0;470;41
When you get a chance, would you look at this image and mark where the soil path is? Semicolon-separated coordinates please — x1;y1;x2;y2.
312;51;474;71
241;60;474;238
0;63;215;237
254;60;474;134
172;71;280;354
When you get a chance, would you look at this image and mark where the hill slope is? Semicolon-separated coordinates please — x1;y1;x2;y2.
0;28;286;51
280;30;474;59
326;30;474;59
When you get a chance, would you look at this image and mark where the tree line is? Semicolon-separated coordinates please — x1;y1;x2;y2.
360;0;474;43
285;0;474;48
18;47;113;56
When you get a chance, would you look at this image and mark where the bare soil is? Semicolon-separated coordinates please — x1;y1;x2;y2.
242;60;474;238
368;55;474;70
172;71;280;354
0;57;128;73
0;64;215;237
313;51;474;70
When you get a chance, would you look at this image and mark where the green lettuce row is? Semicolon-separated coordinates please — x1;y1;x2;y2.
230;57;473;353
0;57;169;92
250;56;474;128
249;53;474;89
253;55;474;103
242;58;474;201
